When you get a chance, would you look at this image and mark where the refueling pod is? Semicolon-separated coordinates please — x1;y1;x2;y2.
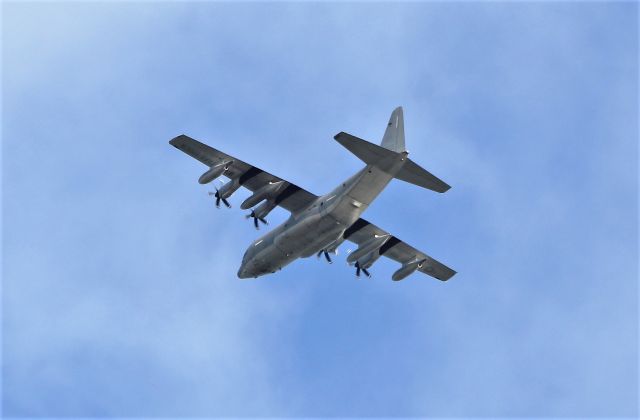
198;160;233;184
392;258;427;281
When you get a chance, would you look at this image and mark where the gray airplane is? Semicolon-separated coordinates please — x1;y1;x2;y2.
170;107;455;281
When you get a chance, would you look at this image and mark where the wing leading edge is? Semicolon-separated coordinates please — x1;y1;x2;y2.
169;134;318;213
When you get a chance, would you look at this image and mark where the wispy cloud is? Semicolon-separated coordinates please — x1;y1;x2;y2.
2;1;637;417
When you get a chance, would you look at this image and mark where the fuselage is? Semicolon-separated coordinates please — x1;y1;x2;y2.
237;152;408;278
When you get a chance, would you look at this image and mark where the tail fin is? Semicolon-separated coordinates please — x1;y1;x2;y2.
381;106;405;152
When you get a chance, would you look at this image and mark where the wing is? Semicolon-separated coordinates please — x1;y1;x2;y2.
169;134;318;213
343;218;456;281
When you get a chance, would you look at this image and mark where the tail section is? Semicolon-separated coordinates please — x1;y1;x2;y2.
334;106;451;193
381;106;405;152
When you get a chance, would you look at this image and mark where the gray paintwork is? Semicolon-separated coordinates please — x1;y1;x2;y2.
170;107;456;282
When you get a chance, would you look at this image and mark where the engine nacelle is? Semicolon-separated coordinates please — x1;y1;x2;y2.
217;179;241;199
392;258;426;281
355;251;379;269
346;234;390;265
252;199;277;220
241;181;285;210
325;237;344;254
198;161;232;184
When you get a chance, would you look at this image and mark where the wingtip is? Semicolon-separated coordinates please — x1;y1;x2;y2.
439;184;452;193
170;134;194;148
169;134;185;145
435;272;455;282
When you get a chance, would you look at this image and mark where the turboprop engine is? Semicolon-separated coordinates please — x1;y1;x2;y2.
198;160;232;184
314;237;345;263
241;181;285;210
346;234;390;277
346;234;390;265
392;258;427;281
245;199;277;229
209;179;241;208
352;251;380;277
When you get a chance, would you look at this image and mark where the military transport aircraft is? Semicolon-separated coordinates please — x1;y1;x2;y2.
170;107;455;281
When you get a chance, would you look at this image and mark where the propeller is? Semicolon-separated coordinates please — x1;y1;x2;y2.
246;210;268;229
354;261;371;278
316;249;333;264
209;188;231;208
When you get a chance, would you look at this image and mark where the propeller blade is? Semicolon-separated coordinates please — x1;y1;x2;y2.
258;217;268;225
316;250;323;258
222;198;231;208
323;250;332;264
362;268;371;278
245;211;258;229
355;261;361;277
212;189;221;208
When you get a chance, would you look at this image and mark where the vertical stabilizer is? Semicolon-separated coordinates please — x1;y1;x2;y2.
381;106;405;152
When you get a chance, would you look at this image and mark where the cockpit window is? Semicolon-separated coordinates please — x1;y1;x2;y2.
242;248;252;264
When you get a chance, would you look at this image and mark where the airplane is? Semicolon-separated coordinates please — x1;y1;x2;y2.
169;107;456;281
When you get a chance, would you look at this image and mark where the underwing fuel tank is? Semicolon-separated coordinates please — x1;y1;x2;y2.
392;259;426;281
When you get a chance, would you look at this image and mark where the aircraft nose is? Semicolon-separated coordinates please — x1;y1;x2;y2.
237;262;253;279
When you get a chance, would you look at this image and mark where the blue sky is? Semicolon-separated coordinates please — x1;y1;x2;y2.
2;1;638;417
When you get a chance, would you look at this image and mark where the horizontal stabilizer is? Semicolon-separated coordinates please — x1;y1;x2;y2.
334;131;450;193
395;158;451;193
334;131;400;172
